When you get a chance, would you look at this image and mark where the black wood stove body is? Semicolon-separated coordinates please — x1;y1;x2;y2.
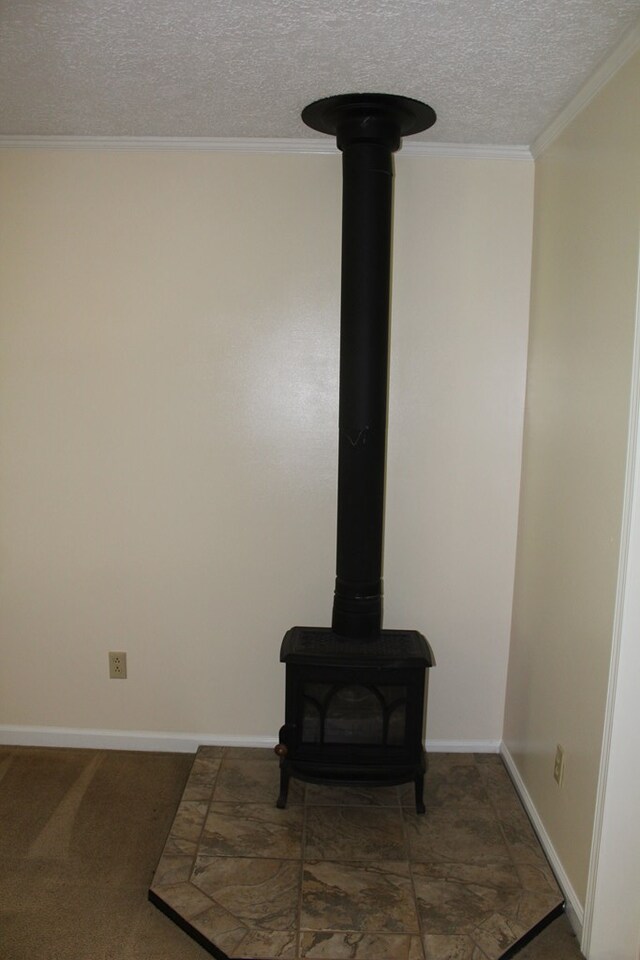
277;94;436;813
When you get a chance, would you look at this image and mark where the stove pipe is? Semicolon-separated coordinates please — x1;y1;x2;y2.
302;94;436;639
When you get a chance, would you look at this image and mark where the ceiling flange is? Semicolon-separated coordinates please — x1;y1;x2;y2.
302;93;436;150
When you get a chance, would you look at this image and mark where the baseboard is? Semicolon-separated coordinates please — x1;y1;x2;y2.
0;725;276;752
427;738;501;754
0;724;500;756
500;742;584;939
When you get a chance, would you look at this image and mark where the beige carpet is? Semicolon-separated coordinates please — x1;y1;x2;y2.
0;745;584;960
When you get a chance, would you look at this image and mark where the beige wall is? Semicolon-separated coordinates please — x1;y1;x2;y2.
504;49;640;907
0;148;533;743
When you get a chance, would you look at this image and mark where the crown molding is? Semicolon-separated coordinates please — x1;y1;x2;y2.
0;135;336;154
531;19;640;158
402;141;532;161
0;133;532;161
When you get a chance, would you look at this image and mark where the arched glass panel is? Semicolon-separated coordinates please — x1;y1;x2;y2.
325;685;383;744
301;695;322;743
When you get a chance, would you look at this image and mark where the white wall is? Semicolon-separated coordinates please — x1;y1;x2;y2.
0;148;533;746
504;48;640;910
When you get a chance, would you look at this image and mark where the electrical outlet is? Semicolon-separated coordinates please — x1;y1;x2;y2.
108;651;127;679
553;744;565;786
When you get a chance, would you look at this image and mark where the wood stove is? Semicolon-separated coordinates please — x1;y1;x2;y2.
276;94;436;813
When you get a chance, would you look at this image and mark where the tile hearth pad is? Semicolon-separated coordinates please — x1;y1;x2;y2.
149;749;563;960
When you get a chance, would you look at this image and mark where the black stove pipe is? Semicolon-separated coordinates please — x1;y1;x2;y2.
302;94;436;639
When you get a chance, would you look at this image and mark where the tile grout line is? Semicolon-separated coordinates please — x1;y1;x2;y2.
148;747;238;960
191;746;224;879
401;783;428;960
172;746;228;955
195;749;213;867
296;781;308;960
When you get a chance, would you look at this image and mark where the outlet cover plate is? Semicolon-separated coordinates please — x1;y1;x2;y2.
109;651;127;679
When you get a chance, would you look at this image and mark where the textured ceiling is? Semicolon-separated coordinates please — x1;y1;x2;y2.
1;0;639;145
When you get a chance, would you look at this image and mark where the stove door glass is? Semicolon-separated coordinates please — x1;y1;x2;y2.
301;682;406;746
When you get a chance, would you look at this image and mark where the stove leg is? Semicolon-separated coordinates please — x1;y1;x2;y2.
414;773;426;815
277;761;290;809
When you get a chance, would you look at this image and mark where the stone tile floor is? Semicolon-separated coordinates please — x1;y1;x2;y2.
149;749;564;960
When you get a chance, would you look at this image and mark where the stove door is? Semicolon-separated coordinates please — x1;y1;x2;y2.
283;661;426;769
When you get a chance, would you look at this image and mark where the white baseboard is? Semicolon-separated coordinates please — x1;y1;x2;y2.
0;725;276;753
500;742;584;938
0;724;500;756
427;738;500;753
